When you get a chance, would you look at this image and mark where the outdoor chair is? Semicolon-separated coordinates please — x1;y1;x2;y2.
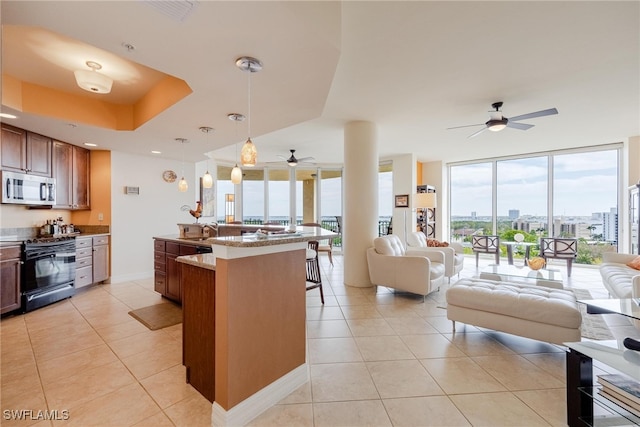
540;237;578;277
472;235;500;267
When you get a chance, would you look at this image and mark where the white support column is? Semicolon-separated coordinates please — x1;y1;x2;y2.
289;167;296;229
343;121;378;287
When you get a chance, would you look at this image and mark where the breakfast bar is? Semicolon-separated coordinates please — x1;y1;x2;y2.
176;226;336;426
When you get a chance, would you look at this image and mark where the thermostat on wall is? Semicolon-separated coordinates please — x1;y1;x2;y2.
124;186;140;195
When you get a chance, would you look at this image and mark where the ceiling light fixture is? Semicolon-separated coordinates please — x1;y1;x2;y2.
236;56;262;167
74;61;113;94
0;113;17;119
199;126;214;189
176;138;189;192
487;119;508;132
228;113;246;184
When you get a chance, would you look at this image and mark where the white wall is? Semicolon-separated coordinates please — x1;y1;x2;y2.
110;151;196;283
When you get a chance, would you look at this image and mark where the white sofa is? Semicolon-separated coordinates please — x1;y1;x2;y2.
366;235;446;297
446;278;582;345
406;231;464;282
599;252;640;299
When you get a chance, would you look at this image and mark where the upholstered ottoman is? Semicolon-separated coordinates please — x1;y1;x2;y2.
445;278;582;345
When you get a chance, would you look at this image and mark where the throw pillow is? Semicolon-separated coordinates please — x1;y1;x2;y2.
427;238;449;247
627;256;640;270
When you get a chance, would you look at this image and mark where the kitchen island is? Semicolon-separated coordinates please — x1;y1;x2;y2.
175;226;337;426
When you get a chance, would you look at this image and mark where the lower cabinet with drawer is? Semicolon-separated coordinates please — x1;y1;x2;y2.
0;244;22;314
153;238;200;304
75;235;110;289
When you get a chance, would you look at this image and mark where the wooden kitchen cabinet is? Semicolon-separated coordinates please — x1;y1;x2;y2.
51;141;89;210
153;238;199;303
0;244;22;314
154;239;167;295
75;235;109;288
75;237;93;288
52;140;73;208
72;146;90;209
1;124;52;177
92;235;109;283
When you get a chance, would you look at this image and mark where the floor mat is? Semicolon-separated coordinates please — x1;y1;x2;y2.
128;302;182;331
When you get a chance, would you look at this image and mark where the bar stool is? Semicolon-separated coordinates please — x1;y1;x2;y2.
306;240;324;304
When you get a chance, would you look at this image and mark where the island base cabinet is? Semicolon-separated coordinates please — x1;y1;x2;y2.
181;263;215;403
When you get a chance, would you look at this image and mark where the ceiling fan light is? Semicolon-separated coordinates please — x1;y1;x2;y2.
241;138;257;167
231;164;243;184
74;62;112;94
202;171;213;188
178;177;188;192
487;119;507;132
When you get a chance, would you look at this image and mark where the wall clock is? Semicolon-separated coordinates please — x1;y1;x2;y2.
162;170;177;183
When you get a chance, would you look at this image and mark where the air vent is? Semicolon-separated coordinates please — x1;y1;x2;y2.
141;0;198;22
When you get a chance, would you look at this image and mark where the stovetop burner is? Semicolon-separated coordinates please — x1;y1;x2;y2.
25;235;76;244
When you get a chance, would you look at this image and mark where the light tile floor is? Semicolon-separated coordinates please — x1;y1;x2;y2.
1;254;639;427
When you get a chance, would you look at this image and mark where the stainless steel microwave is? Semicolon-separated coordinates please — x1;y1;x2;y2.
1;171;56;206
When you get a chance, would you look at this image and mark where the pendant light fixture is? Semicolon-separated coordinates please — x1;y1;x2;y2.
228;113;245;184
176;138;189;192
199;126;214;189
236;56;262;167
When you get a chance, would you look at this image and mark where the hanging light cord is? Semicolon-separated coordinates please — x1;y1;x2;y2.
247;69;251;139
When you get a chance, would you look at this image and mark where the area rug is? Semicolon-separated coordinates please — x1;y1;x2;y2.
573;288;615;340
128;302;182;331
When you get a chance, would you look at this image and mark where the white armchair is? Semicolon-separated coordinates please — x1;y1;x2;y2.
366;235;446;298
406;232;464;283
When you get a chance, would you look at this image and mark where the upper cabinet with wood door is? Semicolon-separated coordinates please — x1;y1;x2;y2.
52;141;90;210
1;124;52;177
72;145;90;210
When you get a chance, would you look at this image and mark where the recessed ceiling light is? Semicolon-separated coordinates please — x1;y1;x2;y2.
0;113;18;119
84;142;97;147
151;150;162;154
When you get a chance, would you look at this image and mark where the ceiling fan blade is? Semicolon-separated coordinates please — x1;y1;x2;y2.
508;108;558;122
296;156;315;162
276;155;288;160
447;123;485;130
468;127;488;138
507;122;535;130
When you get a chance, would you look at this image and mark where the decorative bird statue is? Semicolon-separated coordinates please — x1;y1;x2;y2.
181;200;202;223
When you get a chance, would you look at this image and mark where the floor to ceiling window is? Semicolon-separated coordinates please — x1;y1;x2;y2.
497;156;548;240
379;162;393;236
450;162;493;242
242;169;265;223
267;168;291;224
449;145;621;263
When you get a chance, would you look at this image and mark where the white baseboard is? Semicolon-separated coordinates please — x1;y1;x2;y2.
211;363;309;427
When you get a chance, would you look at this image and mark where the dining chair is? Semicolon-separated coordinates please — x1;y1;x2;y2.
301;223;333;266
305;240;324;304
540;237;578;277
472;235;500;267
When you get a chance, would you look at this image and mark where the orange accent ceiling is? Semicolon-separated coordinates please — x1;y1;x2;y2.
2;73;192;130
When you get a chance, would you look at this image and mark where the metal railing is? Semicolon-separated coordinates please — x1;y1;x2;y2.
219;218;392;248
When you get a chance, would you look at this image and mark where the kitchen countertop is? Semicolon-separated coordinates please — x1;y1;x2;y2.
156;226;337;248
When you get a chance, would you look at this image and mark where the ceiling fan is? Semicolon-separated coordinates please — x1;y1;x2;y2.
277;149;315;167
447;102;558;138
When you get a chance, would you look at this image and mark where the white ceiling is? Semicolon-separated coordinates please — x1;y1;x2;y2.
2;1;639;168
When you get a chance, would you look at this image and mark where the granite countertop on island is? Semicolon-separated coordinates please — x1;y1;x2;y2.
209;226;337;248
158;226;337;248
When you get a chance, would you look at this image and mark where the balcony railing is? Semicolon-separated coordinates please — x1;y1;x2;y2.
219;217;393;248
